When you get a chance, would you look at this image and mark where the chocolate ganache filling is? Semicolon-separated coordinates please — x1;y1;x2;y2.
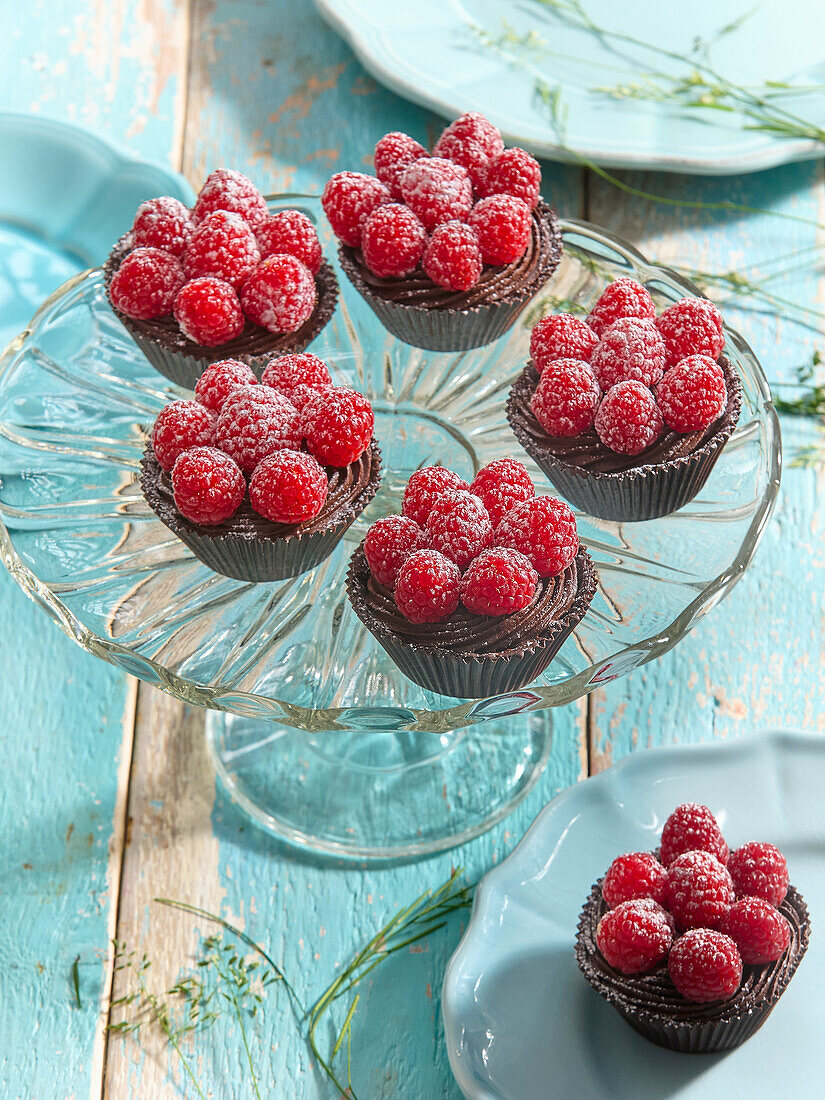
508;358;741;475
104;235;338;361
352;546;588;656
340;202;561;311
141;440;380;541
576;878;810;1024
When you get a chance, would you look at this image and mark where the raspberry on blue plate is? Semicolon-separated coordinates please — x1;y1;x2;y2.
322;112;562;351
104;168;338;388
507;279;742;521
140;357;381;582
575;802;811;1053
345;460;597;698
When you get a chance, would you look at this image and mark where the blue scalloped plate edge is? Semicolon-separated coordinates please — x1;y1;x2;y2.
314;0;823;175
0;112;194;197
0;112;194;266
0;112;194;351
443;729;825;1100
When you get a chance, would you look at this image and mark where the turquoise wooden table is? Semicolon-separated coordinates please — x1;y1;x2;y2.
2;3;823;1097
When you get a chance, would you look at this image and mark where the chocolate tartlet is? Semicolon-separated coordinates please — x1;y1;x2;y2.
507;357;742;521
105;235;339;389
141;440;381;582
339;202;562;352
346;544;597;698
576;877;810;1053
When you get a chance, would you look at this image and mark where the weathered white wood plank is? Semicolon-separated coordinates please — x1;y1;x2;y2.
102;691;225;1098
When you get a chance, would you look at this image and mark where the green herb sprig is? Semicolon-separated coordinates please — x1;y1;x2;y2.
106;871;474;1099
307;868;473;1097
534;0;825;147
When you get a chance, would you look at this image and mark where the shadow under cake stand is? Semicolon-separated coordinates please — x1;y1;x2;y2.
0;205;780;860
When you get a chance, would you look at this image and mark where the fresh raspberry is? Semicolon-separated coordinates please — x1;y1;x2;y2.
495;495;578;578
151;400;216;472
469;459;535;528
109;247;184;320
215;386;301;473
602;852;668;909
194;359;258;413
261;353;332;412
361;203;427;278
184;210;261;289
668;929;742;1003
460;547;538;616
241;255;316;334
249;449;328;524
423;221;483;291
131;196;193;256
174;277;245;346
660;803;729;867
322;172;390;247
481;147;541;207
256;210;322;274
664;850;735;932
590;317;666;390
724;897;790;964
171;446;245;525
656;355;728;433
727;842;789;907
192;168;269;232
432;112;504;189
398;157;473;231
531;359;601;437
402;467;470;528
596;898;673;975
468;195;531;265
657;297;725;368
594;380;663;456
301;387;374;467
394;549;461;624
587;277;656;337
424;491;494;572
364;515;427;587
530;313;598;372
373;132;427;198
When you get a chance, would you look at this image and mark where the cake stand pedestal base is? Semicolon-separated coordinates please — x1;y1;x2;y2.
205;710;553;861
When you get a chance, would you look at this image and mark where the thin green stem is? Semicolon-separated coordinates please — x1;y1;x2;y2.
232;985;262;1100
71;956;81;1009
154;897;305;1018
532;0;825;142
332;994;359;1060
162;1022;209;1100
111;949;209;1100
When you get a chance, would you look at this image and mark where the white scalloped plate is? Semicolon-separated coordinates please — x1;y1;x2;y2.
443;730;825;1099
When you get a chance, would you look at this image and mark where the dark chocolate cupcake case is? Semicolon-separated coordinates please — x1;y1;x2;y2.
576;878;810;1053
508;358;742;522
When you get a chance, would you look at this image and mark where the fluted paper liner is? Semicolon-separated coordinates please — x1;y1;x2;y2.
105;238;338;389
575;878;810;1054
140;441;381;583
345;545;597;699
337;205;562;353
508;359;743;522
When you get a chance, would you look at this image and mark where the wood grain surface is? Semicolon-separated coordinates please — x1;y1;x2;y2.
2;1;823;1097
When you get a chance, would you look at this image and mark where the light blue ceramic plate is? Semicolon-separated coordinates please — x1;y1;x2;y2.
443;730;825;1099
316;0;825;174
0;113;193;351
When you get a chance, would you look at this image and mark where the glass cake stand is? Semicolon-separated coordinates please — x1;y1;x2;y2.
0;203;781;859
